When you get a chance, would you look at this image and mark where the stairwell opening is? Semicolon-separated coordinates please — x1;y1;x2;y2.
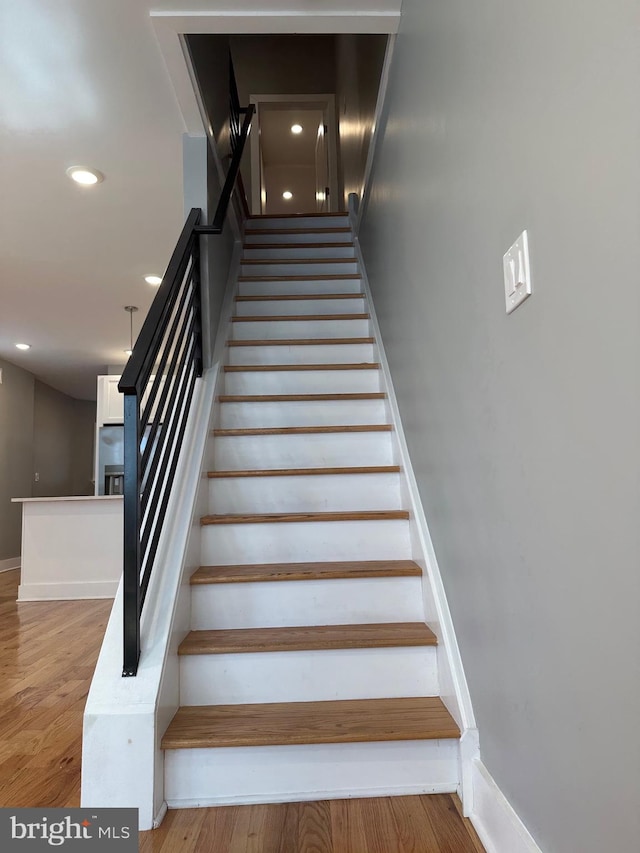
185;33;389;216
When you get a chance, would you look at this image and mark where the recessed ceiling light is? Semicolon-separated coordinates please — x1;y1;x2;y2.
66;166;104;185
282;191;293;200
15;343;31;350
144;275;162;286
291;124;303;135
124;349;133;357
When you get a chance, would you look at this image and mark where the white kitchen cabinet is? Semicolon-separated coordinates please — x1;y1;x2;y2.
97;376;124;425
96;375;167;428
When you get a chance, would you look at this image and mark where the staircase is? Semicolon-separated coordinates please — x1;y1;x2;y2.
161;213;461;808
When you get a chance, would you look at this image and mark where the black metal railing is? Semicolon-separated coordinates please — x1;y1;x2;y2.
119;88;254;677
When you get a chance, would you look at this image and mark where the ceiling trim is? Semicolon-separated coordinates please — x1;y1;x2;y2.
150;11;400;135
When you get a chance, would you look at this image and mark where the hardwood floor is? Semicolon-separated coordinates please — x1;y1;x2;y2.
0;568;485;852
139;796;486;853
0;568;111;808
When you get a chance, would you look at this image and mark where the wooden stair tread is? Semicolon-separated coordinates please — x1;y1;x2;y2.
208;466;400;479
161;697;460;749
236;293;364;301
227;338;375;346
223;363;379;372
179;623;437;655
191;560;422;584
243;242;355;250
238;275;361;282
232;314;369;322
200;510;409;526
218;393;385;402
212;424;392;436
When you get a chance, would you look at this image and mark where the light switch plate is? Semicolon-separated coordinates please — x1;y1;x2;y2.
503;230;532;314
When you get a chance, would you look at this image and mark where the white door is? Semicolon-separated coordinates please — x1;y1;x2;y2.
314;119;330;212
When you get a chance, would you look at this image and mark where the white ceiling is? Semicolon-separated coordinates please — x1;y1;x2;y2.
0;0;401;401
0;0;189;400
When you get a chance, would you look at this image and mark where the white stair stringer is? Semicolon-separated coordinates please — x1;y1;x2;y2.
162;214;462;810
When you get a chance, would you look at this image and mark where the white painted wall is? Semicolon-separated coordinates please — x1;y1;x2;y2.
360;2;640;852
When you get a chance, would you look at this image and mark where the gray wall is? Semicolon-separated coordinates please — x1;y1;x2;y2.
335;34;387;208
0;359;35;560
186;36;231;163
360;2;640;852
230;36;336;103
33;381;95;498
33;380;74;498
70;399;96;496
0;360;95;559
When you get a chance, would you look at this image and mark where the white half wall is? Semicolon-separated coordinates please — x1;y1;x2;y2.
81;370;217;830
14;496;122;600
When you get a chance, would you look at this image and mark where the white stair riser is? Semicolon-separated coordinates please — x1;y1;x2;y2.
238;278;362;296
235;297;365;317
209;472;402;513
238;280;361;297
226;343;375;365
223;369;380;395
218;399;387;428
164;739;459;807
180;647;438;705
213;431;393;470
230;318;370;340
200;518;411;566
191;576;424;629
241;262;359;277
243;246;356;260
245;216;350;230
244;231;353;246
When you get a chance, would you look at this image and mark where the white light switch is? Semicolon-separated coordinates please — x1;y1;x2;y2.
503;230;532;314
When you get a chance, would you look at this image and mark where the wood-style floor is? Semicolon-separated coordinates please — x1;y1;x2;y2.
139;796;486;853
0;568;485;852
0;568;111;807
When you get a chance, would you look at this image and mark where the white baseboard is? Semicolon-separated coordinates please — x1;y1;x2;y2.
0;557;20;573
153;801;168;829
18;580;118;600
470;760;543;853
166;782;457;811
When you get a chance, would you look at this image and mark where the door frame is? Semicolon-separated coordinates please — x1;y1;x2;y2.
249;93;339;215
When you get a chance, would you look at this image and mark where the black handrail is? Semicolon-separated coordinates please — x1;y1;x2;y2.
120;93;254;677
196;106;254;234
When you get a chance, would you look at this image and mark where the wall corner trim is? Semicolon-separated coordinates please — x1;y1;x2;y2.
470;760;544;853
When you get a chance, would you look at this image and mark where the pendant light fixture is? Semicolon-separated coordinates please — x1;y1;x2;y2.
124;305;138;356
